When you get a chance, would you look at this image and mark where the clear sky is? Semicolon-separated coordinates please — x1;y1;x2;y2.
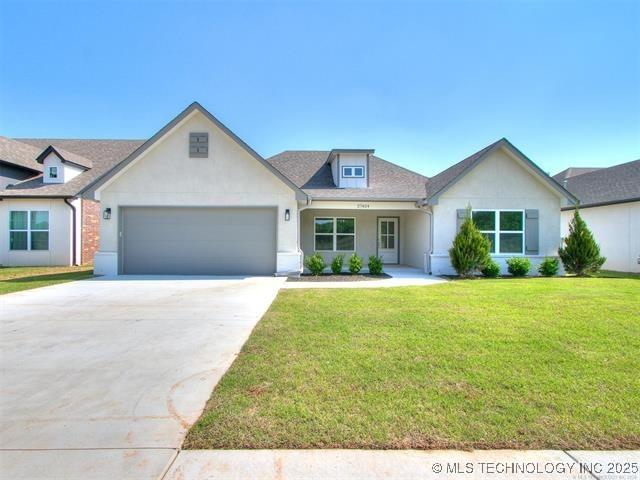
1;0;638;177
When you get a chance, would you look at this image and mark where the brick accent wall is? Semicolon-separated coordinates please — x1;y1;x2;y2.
81;199;101;265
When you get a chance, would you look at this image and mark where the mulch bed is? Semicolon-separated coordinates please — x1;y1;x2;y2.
287;273;392;282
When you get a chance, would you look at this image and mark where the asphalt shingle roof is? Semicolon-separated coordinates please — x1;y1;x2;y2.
267;151;428;200
552;167;602;182
557;159;640;207
0;139;143;197
0;137;43;173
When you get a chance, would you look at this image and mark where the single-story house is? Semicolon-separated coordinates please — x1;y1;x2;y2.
555;160;640;273
0;137;142;266
1;102;577;275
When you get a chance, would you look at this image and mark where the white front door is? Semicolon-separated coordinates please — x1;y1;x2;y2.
378;217;399;264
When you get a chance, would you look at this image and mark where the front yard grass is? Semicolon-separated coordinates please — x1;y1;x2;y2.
0;266;94;295
186;277;640;450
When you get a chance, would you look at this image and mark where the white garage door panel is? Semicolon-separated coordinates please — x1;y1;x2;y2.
121;207;277;275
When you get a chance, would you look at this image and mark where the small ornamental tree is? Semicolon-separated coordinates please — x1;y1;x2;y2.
558;209;606;276
448;206;491;277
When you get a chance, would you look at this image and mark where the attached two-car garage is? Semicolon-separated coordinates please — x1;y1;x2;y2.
120;207;277;275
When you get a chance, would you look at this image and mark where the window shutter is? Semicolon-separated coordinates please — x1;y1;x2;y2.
189;132;209;158
456;209;467;232
525;209;539;255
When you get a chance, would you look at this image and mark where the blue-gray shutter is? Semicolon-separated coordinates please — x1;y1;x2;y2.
456;209;467;232
525;209;539;255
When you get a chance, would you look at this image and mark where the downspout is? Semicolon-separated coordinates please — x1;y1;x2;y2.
297;196;312;272
418;201;434;274
64;197;78;266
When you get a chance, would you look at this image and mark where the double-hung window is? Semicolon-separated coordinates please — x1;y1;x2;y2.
9;211;49;251
472;210;524;254
314;217;356;251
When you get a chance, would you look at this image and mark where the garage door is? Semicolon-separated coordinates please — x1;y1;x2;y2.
121;207;277;275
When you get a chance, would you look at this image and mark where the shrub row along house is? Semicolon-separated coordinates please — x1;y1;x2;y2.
2;101;623;276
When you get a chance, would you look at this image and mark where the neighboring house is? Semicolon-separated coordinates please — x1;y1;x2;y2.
0;137;44;189
0;138;142;266
72;102;576;276
555;160;640;273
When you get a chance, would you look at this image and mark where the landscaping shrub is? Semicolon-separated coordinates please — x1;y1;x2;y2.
367;256;384;275
304;253;326;276
507;257;531;277
448;206;491;277
348;253;363;274
481;259;500;278
538;257;559;277
558;209;606;276
330;255;344;274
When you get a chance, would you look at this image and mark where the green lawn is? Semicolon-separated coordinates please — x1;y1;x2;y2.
596;270;640;279
186;278;640;450
0;266;94;295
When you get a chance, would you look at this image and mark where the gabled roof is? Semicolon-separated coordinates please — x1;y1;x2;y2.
421;138;578;205
0;136;43;173
267;151;428;200
0;139;142;198
558;159;640;209
552;167;602;182
35;145;93;169
86;102;308;201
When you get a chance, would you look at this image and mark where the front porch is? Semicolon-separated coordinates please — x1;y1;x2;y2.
299;202;432;273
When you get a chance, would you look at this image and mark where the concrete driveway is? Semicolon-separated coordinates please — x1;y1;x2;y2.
0;276;284;479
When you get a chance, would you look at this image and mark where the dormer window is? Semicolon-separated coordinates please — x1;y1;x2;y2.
342;166;365;178
49;166;58;179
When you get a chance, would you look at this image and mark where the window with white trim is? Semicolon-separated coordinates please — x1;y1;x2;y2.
341;165;364;178
472;210;524;254
9;211;49;251
49;166;58;179
314;217;355;251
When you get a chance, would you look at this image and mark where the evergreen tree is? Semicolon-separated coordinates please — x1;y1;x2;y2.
448;206;491;277
558;209;606;276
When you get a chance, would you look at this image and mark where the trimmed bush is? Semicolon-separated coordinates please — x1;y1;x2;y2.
330;254;344;274
349;253;363;274
506;257;531;277
448;206;491;277
481;259;500;278
538;257;559;277
304;253;326;276
368;256;384;275
558;209;606;276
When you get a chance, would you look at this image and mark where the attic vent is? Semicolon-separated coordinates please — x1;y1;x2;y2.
189;132;209;158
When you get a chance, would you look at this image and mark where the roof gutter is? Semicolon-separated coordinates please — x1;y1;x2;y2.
64;197;78;266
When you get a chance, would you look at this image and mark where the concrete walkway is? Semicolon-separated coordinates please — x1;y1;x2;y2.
282;265;446;289
0;276;285;479
164;449;640;480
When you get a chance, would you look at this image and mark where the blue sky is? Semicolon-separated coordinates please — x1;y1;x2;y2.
0;0;638;177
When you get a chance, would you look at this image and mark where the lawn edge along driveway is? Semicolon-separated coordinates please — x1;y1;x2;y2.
185;277;640;450
0;266;94;295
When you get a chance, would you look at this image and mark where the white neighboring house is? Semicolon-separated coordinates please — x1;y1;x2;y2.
0;137;142;267
555;160;640;273
1;102;578;275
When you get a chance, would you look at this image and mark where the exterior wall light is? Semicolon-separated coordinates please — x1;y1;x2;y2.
103;208;112;220
284;209;291;221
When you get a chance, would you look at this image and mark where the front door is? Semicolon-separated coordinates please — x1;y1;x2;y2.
378;217;399;264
